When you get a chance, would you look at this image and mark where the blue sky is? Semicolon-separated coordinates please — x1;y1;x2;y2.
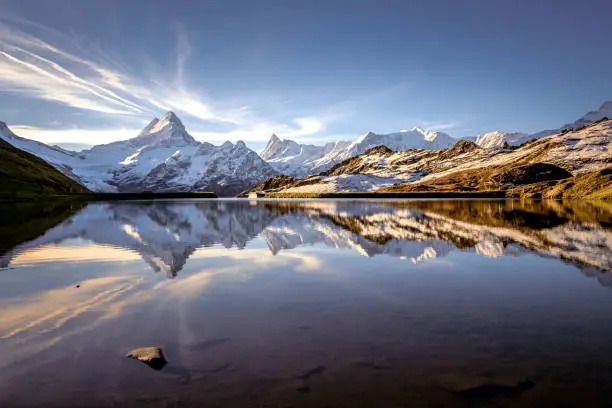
0;0;611;151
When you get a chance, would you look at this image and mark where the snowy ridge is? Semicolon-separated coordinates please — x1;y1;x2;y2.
530;100;612;140
475;130;531;149
261;127;454;176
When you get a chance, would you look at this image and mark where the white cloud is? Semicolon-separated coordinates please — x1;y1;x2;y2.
174;26;192;85
422;121;460;132
285;117;323;137
11;125;141;144
191;117;324;143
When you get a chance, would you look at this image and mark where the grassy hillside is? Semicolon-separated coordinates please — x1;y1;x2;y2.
507;167;612;200
0;138;90;198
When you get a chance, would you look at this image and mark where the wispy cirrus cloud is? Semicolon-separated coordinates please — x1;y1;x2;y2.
0;18;328;144
0;22;148;115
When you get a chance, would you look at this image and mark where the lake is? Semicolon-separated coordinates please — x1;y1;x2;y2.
0;199;611;407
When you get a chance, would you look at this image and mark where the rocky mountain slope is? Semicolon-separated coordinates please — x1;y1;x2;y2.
0;135;90;197
252;118;612;197
261;127;455;176
0;112;277;196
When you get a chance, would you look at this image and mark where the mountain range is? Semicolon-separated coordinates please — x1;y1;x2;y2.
257;118;611;198
0;112;276;196
261;100;612;177
0;100;610;196
261;127;455;176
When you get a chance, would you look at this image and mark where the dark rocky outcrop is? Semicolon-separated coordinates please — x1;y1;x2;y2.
249;174;297;192
491;163;572;186
437;139;481;161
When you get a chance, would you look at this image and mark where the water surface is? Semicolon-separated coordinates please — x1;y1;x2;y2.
1;199;611;407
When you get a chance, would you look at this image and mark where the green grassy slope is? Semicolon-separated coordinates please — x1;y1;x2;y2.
0;138;90;198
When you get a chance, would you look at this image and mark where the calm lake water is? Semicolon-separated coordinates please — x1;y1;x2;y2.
0;199;611;407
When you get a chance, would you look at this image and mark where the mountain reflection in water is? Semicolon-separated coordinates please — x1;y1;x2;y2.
1;199;612;408
1;199;610;276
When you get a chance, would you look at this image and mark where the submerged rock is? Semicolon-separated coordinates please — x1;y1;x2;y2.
438;374;535;400
126;347;168;371
294;365;326;380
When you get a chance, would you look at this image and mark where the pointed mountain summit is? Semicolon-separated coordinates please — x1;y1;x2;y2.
135;111;197;147
260;134;287;160
139;118;161;136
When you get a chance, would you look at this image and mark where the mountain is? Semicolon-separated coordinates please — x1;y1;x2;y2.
261;127;455;176
474;131;530;149
0;112;277;196
253;119;612;198
573;100;612;127
529;100;612;140
260;134;352;177
0;126;90;197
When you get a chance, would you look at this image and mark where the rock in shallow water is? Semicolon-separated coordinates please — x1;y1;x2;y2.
438;373;535;400
126;347;167;371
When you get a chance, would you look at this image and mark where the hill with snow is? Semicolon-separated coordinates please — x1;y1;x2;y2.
0;112;277;196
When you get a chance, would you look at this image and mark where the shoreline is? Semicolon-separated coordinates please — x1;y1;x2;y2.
0;191;218;202
254;191;507;199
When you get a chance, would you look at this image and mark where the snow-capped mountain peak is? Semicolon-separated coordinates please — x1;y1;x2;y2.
574;100;612;127
355;128;455;152
139;118;161;136
268;133;281;145
472;130;531;149
412;127;451;142
234;140;248;150
134;111;196;147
